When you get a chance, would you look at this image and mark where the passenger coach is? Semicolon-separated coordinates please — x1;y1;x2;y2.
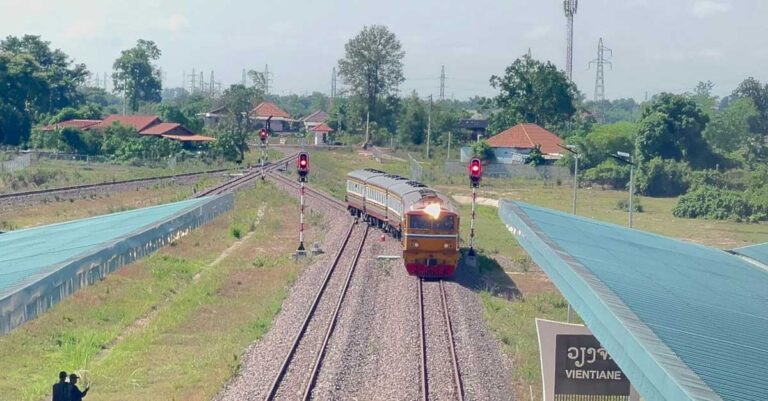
346;169;460;278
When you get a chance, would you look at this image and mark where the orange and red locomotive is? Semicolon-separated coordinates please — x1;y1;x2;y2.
346;169;460;278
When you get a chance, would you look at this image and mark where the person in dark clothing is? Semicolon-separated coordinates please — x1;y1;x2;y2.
68;374;89;401
52;371;70;401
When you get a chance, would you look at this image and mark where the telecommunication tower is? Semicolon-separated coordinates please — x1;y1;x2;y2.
564;0;578;81
439;65;446;101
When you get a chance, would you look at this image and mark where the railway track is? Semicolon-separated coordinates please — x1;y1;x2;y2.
419;279;465;401
267;171;347;211
0;168;229;203
264;222;369;400
193;153;295;197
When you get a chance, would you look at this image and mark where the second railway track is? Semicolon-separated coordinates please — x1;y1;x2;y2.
265;222;369;401
419;279;465;401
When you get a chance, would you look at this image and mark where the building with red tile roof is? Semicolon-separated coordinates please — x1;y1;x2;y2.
41;119;102;132
139;123;194;136
302;110;329;130
94;115;161;132
310;122;333;145
486;123;564;156
251;101;290;119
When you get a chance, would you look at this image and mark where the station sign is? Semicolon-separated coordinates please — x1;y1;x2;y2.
536;318;639;401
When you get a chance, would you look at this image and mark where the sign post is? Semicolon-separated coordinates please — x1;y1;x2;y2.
536;319;639;401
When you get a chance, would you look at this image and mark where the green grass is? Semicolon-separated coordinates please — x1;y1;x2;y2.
0;183;313;401
307;147;409;200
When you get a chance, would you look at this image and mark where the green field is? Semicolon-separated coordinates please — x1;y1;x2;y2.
0;182;322;401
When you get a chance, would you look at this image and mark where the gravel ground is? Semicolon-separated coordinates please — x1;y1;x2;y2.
216;177;515;401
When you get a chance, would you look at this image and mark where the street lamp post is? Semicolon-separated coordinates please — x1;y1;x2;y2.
610;151;636;228
558;144;580;215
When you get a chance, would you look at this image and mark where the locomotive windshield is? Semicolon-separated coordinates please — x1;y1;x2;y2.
409;214;455;230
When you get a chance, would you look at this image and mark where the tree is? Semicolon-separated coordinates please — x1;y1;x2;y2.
703;98;758;154
213;84;262;162
636;93;711;167
397;92;427;145
689;80;718;116
733;77;768;134
112;39;162;112
489;55;577;133
525;145;545;166
1;35;87;115
471;140;495;161
338;25;405;116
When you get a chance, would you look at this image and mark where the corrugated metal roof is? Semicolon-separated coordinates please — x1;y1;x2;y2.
732;243;768;268
499;201;768;401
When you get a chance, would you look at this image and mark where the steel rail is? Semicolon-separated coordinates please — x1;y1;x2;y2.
301;226;369;400
440;280;465;401
263;222;356;401
419;278;429;401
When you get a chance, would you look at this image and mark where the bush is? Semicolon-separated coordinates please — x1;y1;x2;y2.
672;186;762;221
471;140;495;161
615;198;643;212
635;158;691;197
582;159;630;189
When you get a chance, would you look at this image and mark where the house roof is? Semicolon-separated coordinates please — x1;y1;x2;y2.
161;134;215;142
251;101;290;119
139;123;194;136
310;122;333;133
486;123;563;155
42;119;103;131
94;115;160;132
302;110;329;123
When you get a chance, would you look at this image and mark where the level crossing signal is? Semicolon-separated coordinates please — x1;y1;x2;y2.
297;152;309;182
469;158;482;188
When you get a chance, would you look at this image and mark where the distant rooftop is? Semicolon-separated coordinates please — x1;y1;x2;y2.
486;123;563;155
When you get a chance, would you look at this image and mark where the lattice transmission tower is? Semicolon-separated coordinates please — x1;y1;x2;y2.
564;0;578;81
589;37;612;120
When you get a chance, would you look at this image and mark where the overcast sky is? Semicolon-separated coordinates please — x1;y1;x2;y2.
2;0;766;101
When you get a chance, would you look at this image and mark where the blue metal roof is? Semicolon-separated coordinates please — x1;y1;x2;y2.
0;197;210;298
732;243;768;268
499;201;768;401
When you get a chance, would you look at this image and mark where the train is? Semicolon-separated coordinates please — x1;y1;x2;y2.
345;169;460;278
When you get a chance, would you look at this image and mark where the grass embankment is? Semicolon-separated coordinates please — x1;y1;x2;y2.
0;177;222;231
0;182;321;401
0;150;287;194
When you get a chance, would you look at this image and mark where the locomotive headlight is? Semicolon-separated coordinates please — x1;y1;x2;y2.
443;242;451;249
413;241;420;248
425;203;441;219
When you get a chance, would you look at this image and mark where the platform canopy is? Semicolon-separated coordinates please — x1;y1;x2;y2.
499;201;768;401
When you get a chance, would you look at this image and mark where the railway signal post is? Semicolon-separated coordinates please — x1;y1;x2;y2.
468;158;483;264
296;152;310;257
259;117;272;181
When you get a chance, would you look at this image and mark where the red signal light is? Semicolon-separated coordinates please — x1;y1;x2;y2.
259;128;268;140
297;152;310;181
469;158;482;187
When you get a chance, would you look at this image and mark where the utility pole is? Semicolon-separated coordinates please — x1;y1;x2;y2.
199;71;204;93
331;67;337;110
209;71;215;97
190;68;196;93
563;0;578;81
589;38;613;121
426;95;432;159
439;66;446;101
264;64;272;95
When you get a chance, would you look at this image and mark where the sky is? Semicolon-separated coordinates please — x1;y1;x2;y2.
1;0;766;101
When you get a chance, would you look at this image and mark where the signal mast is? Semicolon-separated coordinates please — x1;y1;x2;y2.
259;116;272;180
468;158;483;257
296;152;310;254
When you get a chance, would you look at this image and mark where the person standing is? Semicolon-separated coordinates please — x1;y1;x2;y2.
68;374;89;401
52;371;69;401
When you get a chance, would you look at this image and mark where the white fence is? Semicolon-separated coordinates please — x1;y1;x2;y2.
0;153;32;172
444;161;571;181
